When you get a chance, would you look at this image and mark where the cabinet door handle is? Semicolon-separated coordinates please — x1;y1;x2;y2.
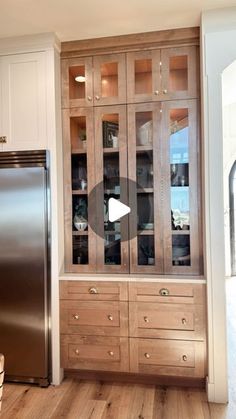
107;314;113;321
75;349;79;355
73;314;80;320
182;355;188;362
144;353;150;359
108;351;114;357
163;89;168;94
0;136;7;143
144;316;149;323
154;90;159;95
182;318;187;325
95;95;100;100
89;287;98;294
159;288;169;296
87;96;92;101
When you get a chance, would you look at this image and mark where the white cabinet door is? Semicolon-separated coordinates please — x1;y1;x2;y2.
0;52;47;151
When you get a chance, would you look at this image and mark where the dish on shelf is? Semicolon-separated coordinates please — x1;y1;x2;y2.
137;121;153;146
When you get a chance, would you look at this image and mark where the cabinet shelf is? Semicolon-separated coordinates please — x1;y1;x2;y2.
72;190;88;195
137;188;153;194
103;147;119;154
137;230;154;235
71;149;87;155
172;230;190;235
72;231;88;236
136;145;153;152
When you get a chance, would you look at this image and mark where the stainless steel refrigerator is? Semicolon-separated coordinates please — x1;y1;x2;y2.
0;150;50;387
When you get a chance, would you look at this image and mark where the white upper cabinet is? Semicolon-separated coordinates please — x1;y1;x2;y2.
0;52;47;151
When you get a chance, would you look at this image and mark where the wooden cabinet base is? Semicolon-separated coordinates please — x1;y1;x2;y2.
64;369;206;388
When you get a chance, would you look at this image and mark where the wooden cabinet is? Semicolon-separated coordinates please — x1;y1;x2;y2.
61;29;201;276
60;280;206;380
127;46;198;103
0;52;47;151
61;53;126;108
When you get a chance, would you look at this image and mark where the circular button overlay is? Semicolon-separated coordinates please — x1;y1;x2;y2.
86;177;152;241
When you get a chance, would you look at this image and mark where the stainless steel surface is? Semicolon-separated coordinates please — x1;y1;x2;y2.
0;157;50;382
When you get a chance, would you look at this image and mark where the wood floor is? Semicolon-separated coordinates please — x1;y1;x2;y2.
1;278;236;419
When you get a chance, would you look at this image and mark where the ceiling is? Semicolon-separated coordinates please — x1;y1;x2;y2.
0;0;236;42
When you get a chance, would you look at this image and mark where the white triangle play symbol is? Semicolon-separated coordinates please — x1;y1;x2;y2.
108;198;131;222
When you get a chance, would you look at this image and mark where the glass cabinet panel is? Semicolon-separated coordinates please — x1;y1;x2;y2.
61;57;93;108
128;103;163;273
161;46;197;100
63;107;96;272
93;54;126;105
163;100;200;274
95;106;129;272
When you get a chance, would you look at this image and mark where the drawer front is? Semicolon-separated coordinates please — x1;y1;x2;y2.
129;302;205;340
61;335;129;372
60;300;128;336
60;280;128;301
130;338;206;378
129;282;205;304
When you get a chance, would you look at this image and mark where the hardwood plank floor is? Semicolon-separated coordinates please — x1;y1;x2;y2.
1;278;236;419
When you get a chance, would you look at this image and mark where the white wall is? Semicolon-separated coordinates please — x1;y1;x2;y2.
201;7;236;403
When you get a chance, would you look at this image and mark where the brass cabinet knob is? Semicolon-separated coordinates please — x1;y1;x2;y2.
182;355;187;362
108;314;113;321
144;353;150;359
144;316;149;323
0;136;7;143
75;349;79;355
108;351;114;357
163;89;168;94
87;96;92;101
89;287;98;294
159;288;169;296
95;95;100;100
182;318;187;325
73;314;80;320
154;90;159;95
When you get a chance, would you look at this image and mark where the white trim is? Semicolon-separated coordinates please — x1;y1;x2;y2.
201;7;236;403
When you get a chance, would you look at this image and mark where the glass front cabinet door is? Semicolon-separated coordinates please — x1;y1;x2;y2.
94;105;129;273
63;107;97;272
162;99;201;274
128;102;163;273
127;46;198;103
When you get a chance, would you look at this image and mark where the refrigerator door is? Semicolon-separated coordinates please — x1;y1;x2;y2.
0;167;48;379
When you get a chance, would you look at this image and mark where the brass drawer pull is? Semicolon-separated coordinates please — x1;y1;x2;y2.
0;136;7;144
182;318;187;325
75;349;79;355
144;316;149;323
154;90;159;95
107;314;113;321
73;314;80;320
87;96;92;101
95;95;100;100
144;353;150;359
159;288;169;296
108;351;114;357
182;355;187;362
163;89;168;94
89;287;98;294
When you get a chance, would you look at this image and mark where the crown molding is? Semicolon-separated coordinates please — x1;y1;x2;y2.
0;32;60;56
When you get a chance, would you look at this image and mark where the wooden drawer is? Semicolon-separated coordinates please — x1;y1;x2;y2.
130;338;206;378
61;335;129;372
129;302;205;340
60;300;128;336
60;280;128;301
129;282;205;304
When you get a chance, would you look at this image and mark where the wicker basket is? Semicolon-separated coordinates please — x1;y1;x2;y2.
0;354;4;412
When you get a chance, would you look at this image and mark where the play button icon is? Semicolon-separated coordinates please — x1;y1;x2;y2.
108;198;131;222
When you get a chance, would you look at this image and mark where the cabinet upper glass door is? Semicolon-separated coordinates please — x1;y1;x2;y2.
63;107;96;272
61;57;93;108
163;100;200;274
93;54;126;105
161;46;198;100
95;105;129;273
128;102;163;273
127;50;161;103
